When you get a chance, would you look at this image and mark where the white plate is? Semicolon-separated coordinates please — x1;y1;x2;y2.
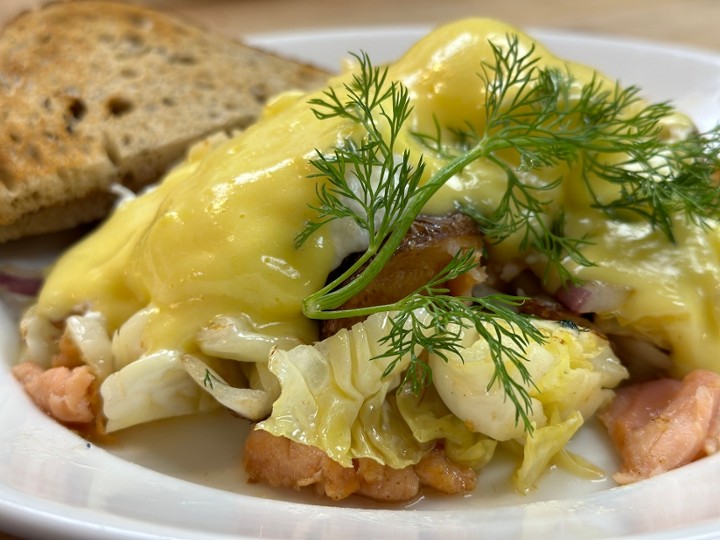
2;25;720;540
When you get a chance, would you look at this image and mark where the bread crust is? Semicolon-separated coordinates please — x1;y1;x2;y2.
0;0;330;242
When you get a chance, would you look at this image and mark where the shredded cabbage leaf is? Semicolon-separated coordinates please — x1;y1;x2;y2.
396;384;497;469
258;311;434;469
98;294;626;491
196;314;302;363
102;306;296;429
259;313;627;488
100;350;218;432
182;354;279;420
430;318;628;490
513;409;583;492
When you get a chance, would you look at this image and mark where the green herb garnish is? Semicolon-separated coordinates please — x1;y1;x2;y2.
295;37;720;433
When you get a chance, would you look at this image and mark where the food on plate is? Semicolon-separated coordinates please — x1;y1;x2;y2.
11;17;720;502
600;369;720;484
243;429;477;501
12;361;95;424
0;1;328;243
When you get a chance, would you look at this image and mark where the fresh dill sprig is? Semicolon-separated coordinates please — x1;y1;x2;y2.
295;52;429;311
296;40;720;434
419;37;720;265
203;369;222;390
580;128;720;241
297;51;545;432
372;250;542;432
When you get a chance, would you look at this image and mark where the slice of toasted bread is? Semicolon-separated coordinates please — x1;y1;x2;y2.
0;0;331;243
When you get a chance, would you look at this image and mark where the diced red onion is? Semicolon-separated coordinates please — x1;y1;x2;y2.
555;280;630;314
0;268;43;297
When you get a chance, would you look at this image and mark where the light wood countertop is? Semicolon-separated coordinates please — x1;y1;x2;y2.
1;0;719;538
2;0;720;53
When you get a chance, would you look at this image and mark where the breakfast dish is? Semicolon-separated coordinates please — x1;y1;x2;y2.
1;19;720;540
14;14;720;497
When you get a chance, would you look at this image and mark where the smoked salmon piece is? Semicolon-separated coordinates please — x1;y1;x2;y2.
600;369;720;484
13;361;96;424
320;213;485;338
243;429;476;501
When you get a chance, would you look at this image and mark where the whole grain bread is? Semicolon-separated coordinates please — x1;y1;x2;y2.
0;1;331;242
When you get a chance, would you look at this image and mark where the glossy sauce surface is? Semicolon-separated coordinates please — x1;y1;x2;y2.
35;19;717;375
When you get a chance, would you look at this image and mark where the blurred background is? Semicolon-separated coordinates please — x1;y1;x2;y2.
2;0;720;52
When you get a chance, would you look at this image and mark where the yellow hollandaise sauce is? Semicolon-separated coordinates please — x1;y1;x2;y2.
34;18;719;376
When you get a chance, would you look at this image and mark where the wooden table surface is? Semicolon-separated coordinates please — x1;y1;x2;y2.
1;0;720;53
1;0;719;538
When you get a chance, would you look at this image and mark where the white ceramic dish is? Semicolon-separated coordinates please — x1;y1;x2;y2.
1;25;720;540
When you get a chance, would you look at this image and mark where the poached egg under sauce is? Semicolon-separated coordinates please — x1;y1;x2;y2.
32;17;717;391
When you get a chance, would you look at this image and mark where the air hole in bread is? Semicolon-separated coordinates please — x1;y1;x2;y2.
64;98;87;134
9;132;21;144
106;97;134;117
117;33;150;59
67;98;87;121
167;53;197;66
123;33;145;50
162;97;175;107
